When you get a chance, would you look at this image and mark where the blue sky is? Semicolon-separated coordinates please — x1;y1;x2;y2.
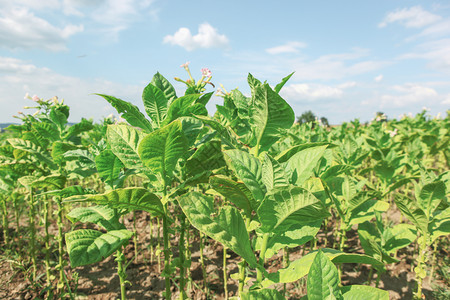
1;0;449;124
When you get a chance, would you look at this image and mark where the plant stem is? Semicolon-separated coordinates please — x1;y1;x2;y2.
199;232;208;294
178;213;186;300
56;195;65;291
133;212;138;263
238;260;246;296
223;246;228;300
256;233;270;283
43;197;51;287
28;189;37;282
115;247;127;300
1;196;9;246
162;203;171;300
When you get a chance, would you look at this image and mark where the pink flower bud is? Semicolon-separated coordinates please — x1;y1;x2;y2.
180;62;190;69
32;95;39;102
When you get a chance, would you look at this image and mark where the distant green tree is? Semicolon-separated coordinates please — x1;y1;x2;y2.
320;117;329;127
297;110;316;124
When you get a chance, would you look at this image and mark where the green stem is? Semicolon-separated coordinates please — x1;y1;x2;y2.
28;189;37;282
179;213;186;300
1;196;9;246
43;197;51;287
116;247;127;300
256;233;270;283
223;246;228;300
162;204;171;300
199;232;208;293
238;260;246;296
415;235;428;299
56;196;65;291
133;212;138;264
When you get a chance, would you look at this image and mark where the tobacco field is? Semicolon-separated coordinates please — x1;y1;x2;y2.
0;67;449;300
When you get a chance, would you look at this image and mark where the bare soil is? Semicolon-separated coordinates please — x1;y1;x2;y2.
0;209;447;299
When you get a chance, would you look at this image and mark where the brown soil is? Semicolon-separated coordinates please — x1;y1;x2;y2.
0;210;447;300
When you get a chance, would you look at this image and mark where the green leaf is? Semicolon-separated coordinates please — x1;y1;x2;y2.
63;118;94;140
275;142;332;164
162;94;207;126
418;181;446;217
8;138;56;169
241;289;285;300
307;249;341;300
256;221;321;258
67;205;124;231
262;154;289;192
274;72;294;93
224;149;266;203
151;72;177;103
429;207;450;242
250;84;295;152
185;140;225;181
95;150;124;188
384;224;417;254
142;83;168;126
32;121;60;142
96;94;153;132
258;186;329;234
138;120;187;183
178;192;258;267
79;188;164;217
50;107;68;129
65;229;133;267
395;195;428;234
209;175;256;215
264;249;383;285
51;141;78;165
341;285;389;300
180;117;203;147
285;145;328;185
107;124;146;171
195;115;240;149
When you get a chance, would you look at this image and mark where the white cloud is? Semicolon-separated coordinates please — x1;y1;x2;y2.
0;7;83;51
0;56;142;122
281;82;355;101
379;6;441;28
374;74;383;82
442;95;450;105
401;39;450;72
380;83;439;107
266;41;306;55
163;23;229;51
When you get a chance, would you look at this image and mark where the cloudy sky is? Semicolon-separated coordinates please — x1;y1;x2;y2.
1;0;449;124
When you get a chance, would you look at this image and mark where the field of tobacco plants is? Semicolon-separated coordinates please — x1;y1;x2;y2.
0;66;449;300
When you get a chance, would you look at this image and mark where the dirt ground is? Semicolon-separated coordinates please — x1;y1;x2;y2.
0;210;446;300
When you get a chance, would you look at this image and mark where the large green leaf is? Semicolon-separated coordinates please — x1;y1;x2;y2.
224;149;266;203
195;115;240;149
256;221;321;258
341;285;389;300
65;229;133;267
209;175;256;215
258;186;329;234
178;192;257;267
307;249;341;300
78;188;164;217
107;124;146;171
262;154;289;192
151;72;177;103
96;94;153;132
32;121;60;142
95;150;124;188
67;205;125;231
395;195;428;234
285;145;328;185
51;141;78;165
162;94;207;126
384;224;417;254
8;138;56;169
142;83;168;126
138;120;187;183
241;289;285;300
429;207;450;242
418;181;446;217
63;118;94;140
275;142;331;164
249;83;295;152
185;140;225;177
263;248;383;285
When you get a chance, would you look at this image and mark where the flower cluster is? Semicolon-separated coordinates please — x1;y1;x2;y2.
174;62;214;94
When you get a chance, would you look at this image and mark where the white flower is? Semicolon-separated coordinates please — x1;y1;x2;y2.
24;92;30;100
389;128;398;137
